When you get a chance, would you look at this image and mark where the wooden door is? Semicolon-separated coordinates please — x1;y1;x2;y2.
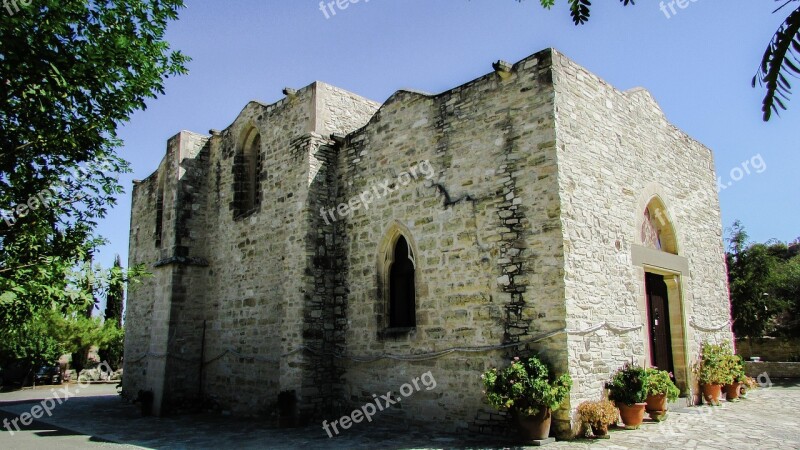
646;273;674;374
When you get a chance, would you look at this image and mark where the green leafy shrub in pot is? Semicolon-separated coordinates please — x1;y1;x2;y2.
482;355;572;416
644;368;680;402
727;354;747;384
606;363;648;406
695;342;734;386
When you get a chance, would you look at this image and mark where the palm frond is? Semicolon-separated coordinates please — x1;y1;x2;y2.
753;4;800;121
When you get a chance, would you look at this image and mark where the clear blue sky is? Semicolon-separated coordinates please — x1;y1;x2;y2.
96;0;800;270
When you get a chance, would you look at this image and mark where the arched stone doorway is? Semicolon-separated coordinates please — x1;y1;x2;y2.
632;193;691;394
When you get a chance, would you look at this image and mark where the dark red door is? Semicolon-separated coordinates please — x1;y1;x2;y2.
645;273;674;374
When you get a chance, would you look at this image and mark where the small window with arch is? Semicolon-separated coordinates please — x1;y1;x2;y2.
234;128;261;218
388;235;416;328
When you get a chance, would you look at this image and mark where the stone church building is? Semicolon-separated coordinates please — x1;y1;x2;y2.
124;49;734;437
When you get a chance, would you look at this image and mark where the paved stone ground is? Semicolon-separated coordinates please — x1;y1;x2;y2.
1;381;799;449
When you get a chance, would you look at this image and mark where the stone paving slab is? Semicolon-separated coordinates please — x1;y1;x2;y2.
1;382;799;449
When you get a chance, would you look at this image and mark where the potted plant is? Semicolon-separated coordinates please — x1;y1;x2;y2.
482;355;572;442
643;368;679;421
724;354;746;401
694;342;733;406
740;376;758;398
577;400;617;438
606;363;648;429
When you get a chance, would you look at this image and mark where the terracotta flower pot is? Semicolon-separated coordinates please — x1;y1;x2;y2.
515;408;552;441
645;393;667;412
645;393;669;421
726;382;742;401
702;384;723;405
617;403;646;428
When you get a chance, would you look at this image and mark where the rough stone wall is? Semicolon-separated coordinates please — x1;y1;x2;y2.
125;82;379;419
124;161;165;400
551;49;734;429
160;132;211;408
314;82;382;136
125;48;736;439
737;337;800;362
124;131;210;412
197;88;320;416
745;361;800;378
302;132;345;416
334;49;571;435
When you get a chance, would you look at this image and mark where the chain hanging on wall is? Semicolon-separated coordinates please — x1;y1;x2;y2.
125;320;646;366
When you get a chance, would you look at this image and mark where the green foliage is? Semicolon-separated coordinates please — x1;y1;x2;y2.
97;321;125;370
694;342;734;386
774;252;800;335
643;368;680;402
577;400;617;427
529;0;634;26
726;221;799;337
725;354;747;384
0;259;147;373
753;2;800;120
482;355;573;416
606;362;648;406
0;312;64;375
0;0;188;332
104;255;125;328
52;311;125;371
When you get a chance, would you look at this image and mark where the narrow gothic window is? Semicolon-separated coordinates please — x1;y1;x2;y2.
389;236;416;328
235;129;261;217
154;179;164;247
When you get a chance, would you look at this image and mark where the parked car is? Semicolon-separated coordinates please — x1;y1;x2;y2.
0;362;30;388
34;365;62;385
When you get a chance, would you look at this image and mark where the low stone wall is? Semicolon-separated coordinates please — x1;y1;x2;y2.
745;361;800;379
736;337;800;362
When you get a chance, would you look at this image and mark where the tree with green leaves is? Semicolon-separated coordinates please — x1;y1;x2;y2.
67;258;146;372
0;259;147;379
0;0;188;334
726;221;799;337
771;241;800;335
0;310;64;385
522;0;800;120
104;255;125;328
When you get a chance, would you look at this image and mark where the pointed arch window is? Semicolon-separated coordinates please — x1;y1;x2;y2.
234;128;261;218
378;225;419;335
389;236;416;328
155;176;165;247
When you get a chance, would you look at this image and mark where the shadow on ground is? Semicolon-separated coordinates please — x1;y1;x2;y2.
3;380;800;449
1;390;526;449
